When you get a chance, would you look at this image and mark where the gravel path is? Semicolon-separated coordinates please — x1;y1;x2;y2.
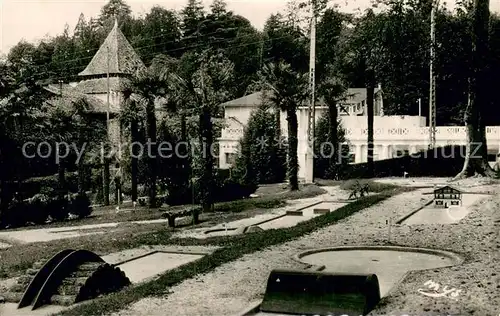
111;180;498;316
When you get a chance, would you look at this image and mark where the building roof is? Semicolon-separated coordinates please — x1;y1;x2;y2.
78;19;145;77
43;85;119;114
434;185;462;193
73;77;130;94
221;88;382;107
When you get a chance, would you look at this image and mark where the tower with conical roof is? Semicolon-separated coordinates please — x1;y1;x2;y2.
45;17;145;158
73;18;145;114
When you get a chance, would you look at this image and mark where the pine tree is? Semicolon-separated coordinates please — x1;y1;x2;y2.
210;0;227;17
74;13;87;39
181;0;206;47
233;100;286;186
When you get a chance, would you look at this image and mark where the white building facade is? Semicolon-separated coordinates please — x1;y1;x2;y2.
219;90;500;180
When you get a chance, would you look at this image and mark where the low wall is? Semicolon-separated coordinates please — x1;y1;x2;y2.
344;145;466;179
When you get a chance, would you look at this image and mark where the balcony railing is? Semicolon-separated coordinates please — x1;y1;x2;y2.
343;126;500;141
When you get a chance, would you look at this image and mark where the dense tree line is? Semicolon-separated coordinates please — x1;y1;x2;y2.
3;0;499;122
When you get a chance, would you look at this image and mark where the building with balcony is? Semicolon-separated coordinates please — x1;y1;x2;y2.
218;90;500;180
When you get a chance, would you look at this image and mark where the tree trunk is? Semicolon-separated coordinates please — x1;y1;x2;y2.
180;111;190;190
275;107;281;142
327;102;338;178
454;0;497;179
366;70;375;178
58;159;66;198
199;107;214;217
77;160;85;194
130;119;138;202
146;103;157;208
287;109;299;191
103;160;110;205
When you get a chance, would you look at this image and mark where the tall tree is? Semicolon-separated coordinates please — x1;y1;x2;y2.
454;0;497;179
181;0;206;48
141;7;182;61
258;61;308;190
193;50;234;215
262;13;308;72
99;0;132;24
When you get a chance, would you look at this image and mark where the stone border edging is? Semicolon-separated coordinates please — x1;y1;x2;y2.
395;199;434;224
112;250;211;266
293;245;464;266
204;200;329;235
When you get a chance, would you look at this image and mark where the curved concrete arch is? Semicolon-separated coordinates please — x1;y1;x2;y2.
32;250;104;310
18;249;75;309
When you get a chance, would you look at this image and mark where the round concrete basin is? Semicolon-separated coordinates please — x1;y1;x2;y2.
296;246;462;297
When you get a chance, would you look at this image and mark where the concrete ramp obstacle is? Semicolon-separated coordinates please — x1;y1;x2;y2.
3;249;130;310
313;208;331;215
259;269;381;316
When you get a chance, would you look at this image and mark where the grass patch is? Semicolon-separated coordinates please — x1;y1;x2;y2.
339;179;398;193
208;184;326;213
55;186;407;316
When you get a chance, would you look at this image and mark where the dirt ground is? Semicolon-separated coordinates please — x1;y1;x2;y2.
111;178;499;316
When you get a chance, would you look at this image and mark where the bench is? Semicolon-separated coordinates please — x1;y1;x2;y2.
161;207;201;228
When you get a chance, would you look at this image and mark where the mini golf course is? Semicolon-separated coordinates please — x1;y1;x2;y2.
0;247;213;316
203;201;349;237
401;193;490;225
242;246;462;316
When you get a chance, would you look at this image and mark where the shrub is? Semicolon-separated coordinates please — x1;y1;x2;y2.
232;101;286;187
339;179;397;193
0;194;50;227
314;112;350;179
48;196;69;221
21;173;78;198
69;193;92;218
25;194;50;225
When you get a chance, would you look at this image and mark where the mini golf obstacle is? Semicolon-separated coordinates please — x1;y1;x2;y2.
204;201;348;237
2;249;130;311
243;269;381;316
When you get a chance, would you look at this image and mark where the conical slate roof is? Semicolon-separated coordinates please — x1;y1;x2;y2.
78;19;145;77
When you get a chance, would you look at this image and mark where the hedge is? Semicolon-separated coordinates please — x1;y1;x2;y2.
18;172;79;199
0;193;92;228
344;145;466;179
55;187;407;316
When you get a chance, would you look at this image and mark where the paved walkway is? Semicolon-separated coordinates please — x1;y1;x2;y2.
0;219;168;244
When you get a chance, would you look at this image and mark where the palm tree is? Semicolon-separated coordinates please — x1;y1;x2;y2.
258;61;309;190
126;68;167;208
317;65;348;179
169;49;234;218
120;87;143;203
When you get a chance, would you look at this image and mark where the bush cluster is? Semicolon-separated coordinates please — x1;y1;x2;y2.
0;193;92;228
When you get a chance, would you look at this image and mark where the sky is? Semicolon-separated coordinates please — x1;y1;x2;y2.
1;0;500;55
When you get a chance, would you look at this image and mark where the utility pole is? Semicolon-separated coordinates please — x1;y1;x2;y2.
103;44;111;206
418;98;422;117
429;0;438;149
305;1;317;184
